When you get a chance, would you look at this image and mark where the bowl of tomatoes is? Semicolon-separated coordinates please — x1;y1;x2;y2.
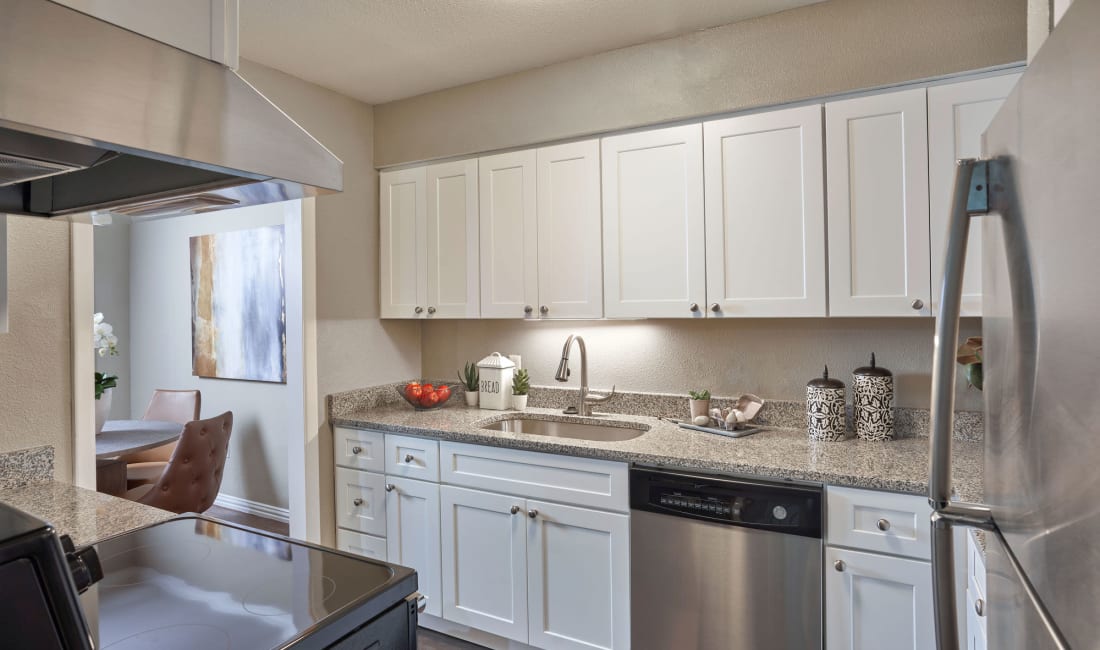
398;382;454;411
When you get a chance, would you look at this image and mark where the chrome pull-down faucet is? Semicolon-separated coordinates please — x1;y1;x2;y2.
555;335;616;416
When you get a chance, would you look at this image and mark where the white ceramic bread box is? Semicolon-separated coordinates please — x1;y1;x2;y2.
477;352;515;410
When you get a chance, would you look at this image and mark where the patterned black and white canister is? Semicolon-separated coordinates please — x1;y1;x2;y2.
806;366;846;442
853;353;895;441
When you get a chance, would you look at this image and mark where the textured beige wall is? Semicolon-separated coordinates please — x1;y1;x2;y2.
421;318;984;412
0;216;72;479
375;0;1026;166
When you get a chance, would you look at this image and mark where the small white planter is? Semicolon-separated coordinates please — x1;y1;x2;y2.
512;394;528;411
464;391;479;407
689;398;710;419
95;387;113;435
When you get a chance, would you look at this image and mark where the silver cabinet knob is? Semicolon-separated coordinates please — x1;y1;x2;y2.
911;299;924;310
385;484;395;492
539;305;549;314
404;453;415;463
975;598;985;617
524;305;534;314
710;303;721;313
352;498;363;507
527;509;539;519
510;505;521;515
414;306;424;314
351;446;362;455
427;306;436;314
689;303;700;313
877;518;891;531
834;560;845;572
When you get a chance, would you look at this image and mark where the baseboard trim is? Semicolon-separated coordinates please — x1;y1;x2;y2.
213;493;290;524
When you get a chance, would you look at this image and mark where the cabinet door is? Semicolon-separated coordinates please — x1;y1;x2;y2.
825;546;934;650
928;74;1020;317
703;105;827;317
336;528;388;561
334;467;387;537
440;485;528;642
535;140;603;319
426;160;480;318
386;477;442;618
601;125;705;318
379;167;427;318
479;150;538;318
527;500;629;650
826;88;931;317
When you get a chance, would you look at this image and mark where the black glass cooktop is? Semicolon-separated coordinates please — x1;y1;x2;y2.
86;516;414;649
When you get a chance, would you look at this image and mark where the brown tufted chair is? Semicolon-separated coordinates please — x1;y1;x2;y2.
124;411;232;514
121;389;201;488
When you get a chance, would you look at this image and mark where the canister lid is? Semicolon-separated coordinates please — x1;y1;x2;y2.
477;352;516;369
853;353;892;377
808;365;845;389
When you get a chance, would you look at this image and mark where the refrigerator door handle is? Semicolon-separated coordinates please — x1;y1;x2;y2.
928;158;990;650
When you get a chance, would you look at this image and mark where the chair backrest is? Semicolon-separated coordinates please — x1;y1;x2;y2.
136;411;232;515
143;389;201;425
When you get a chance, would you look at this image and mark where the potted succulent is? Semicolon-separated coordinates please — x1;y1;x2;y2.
458;361;480;407
688;389;711;419
94;312;119;434
957;337;983;390
511;368;530;411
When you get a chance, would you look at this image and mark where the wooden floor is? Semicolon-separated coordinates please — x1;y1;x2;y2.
417;628;485;649
205;505;289;536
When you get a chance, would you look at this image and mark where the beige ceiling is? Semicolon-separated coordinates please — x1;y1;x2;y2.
239;0;825;105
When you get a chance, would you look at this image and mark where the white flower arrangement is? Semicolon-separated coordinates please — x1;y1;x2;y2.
94;312;119;357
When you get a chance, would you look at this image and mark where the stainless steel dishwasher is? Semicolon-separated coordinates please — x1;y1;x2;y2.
630;466;823;650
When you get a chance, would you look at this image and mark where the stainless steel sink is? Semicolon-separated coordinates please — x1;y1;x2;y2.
480;417;647;442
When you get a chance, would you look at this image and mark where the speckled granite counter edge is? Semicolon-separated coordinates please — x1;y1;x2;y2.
0;446;54;489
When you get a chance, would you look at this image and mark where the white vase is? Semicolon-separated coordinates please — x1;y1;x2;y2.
512;394;528;411
95;387;113;435
464;391;479;407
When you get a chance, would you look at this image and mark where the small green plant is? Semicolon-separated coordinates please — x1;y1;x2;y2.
512;368;530;396
458;361;479;391
688;389;711;401
95;371;118;400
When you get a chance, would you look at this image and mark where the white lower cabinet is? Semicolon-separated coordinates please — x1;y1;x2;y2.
386;477;443;618
334;466;387;536
440;485;530;642
336;528;387;560
825;546;934;650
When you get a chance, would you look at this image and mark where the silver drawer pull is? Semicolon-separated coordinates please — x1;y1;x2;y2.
352;498;363;507
385;484;396;492
527;509;539;519
404;453;415;463
834;560;846;572
510;505;521;515
877;518;891;532
351;446;362;455
911;298;924;310
975;598;985;617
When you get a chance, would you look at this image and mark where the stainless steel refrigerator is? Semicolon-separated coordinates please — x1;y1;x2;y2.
929;1;1099;648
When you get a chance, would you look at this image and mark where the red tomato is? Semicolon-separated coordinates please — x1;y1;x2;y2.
419;391;440;407
436;385;451;402
404;382;422;401
421;383;434;394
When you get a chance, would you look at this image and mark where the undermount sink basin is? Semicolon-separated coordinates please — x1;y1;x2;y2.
481;417;648;442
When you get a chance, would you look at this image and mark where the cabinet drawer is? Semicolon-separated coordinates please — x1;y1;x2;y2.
334;427;385;472
967;531;986;599
440;441;628;513
335;467;387;536
337;529;388;561
826;487;931;559
385;434;440;481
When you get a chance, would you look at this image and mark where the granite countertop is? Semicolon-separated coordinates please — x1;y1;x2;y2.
333;404;983;501
0;481;173;546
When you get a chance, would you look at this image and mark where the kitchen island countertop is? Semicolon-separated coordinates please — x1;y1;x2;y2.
334;404;982;502
0;481;173;546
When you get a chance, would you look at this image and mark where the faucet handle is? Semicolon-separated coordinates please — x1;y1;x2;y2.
586;385;617;404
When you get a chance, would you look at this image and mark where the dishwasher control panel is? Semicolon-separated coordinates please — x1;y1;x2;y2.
630;467;823;538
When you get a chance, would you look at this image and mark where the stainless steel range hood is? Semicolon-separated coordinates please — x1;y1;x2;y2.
0;0;343;218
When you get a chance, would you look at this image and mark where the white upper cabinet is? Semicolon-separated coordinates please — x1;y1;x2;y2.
536;140;604;319
53;0;239;68
479;151;539;319
928;74;1020;317
703;105;827;317
379;168;426;319
826;88;931;317
602;125;705;318
426;160;480;318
